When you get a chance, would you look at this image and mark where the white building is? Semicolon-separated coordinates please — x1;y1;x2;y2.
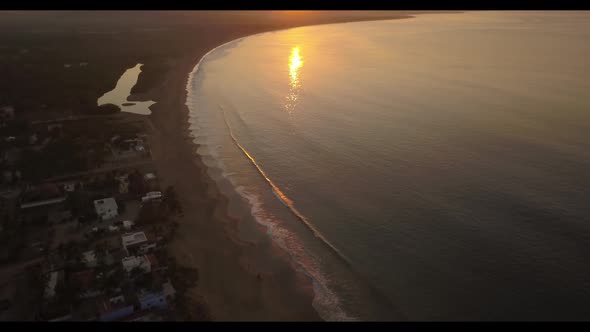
141;191;162;203
93;197;118;221
44;270;64;300
44;271;59;299
63;182;76;192
121;232;147;254
162;280;176;301
82;250;97;268
138;242;157;255
123;220;135;230
122;255;151;274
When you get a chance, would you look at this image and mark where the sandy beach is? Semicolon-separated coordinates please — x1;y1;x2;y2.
136;12;416;321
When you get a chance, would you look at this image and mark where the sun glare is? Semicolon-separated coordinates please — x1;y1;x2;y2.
285;46;304;115
289;46;303;85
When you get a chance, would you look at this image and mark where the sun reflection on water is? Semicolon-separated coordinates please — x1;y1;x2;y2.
285;46;304;114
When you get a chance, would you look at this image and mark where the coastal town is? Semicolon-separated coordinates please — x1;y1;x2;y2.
0;103;203;321
0;11;423;322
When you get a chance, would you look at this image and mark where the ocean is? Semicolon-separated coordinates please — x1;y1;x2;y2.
185;12;590;320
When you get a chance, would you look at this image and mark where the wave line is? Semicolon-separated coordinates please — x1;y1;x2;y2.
219;105;353;266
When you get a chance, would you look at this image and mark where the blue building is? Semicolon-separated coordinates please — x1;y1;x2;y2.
138;291;168;311
98;296;135;321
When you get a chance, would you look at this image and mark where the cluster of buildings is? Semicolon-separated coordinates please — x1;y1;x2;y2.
0;107;183;321
41;228;176;321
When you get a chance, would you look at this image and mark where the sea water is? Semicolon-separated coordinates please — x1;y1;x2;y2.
186;11;590;320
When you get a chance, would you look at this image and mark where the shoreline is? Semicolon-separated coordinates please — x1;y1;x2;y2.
141;15;414;321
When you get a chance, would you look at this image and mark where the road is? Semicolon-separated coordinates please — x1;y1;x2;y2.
42;159;153;182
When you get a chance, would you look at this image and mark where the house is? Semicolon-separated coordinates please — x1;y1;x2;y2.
111;138;147;159
93;198;118;221
44;271;60;300
138;291;168;311
121;255;151;274
121;231;147;254
141;191;162;203
98;296;134;322
122;139;145;153
63;182;76;192
115;175;129;194
135;142;146;152
122;220;134;230
44;270;64;300
143;173;158;191
82;250;97;268
138;242;157;255
162;280;176;302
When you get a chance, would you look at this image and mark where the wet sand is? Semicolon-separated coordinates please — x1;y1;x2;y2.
139;14;415;321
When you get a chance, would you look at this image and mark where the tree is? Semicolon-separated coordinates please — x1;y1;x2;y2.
129;266;144;282
116;199;126;214
163;186;181;215
136;201;166;225
95;247;107;268
95;103;120;114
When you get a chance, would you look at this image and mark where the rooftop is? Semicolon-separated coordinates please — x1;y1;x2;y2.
93;197;117;209
162;280;176;299
121;255;151;273
82;250;97;267
121;232;147;248
44;271;59;299
123;220;135;228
